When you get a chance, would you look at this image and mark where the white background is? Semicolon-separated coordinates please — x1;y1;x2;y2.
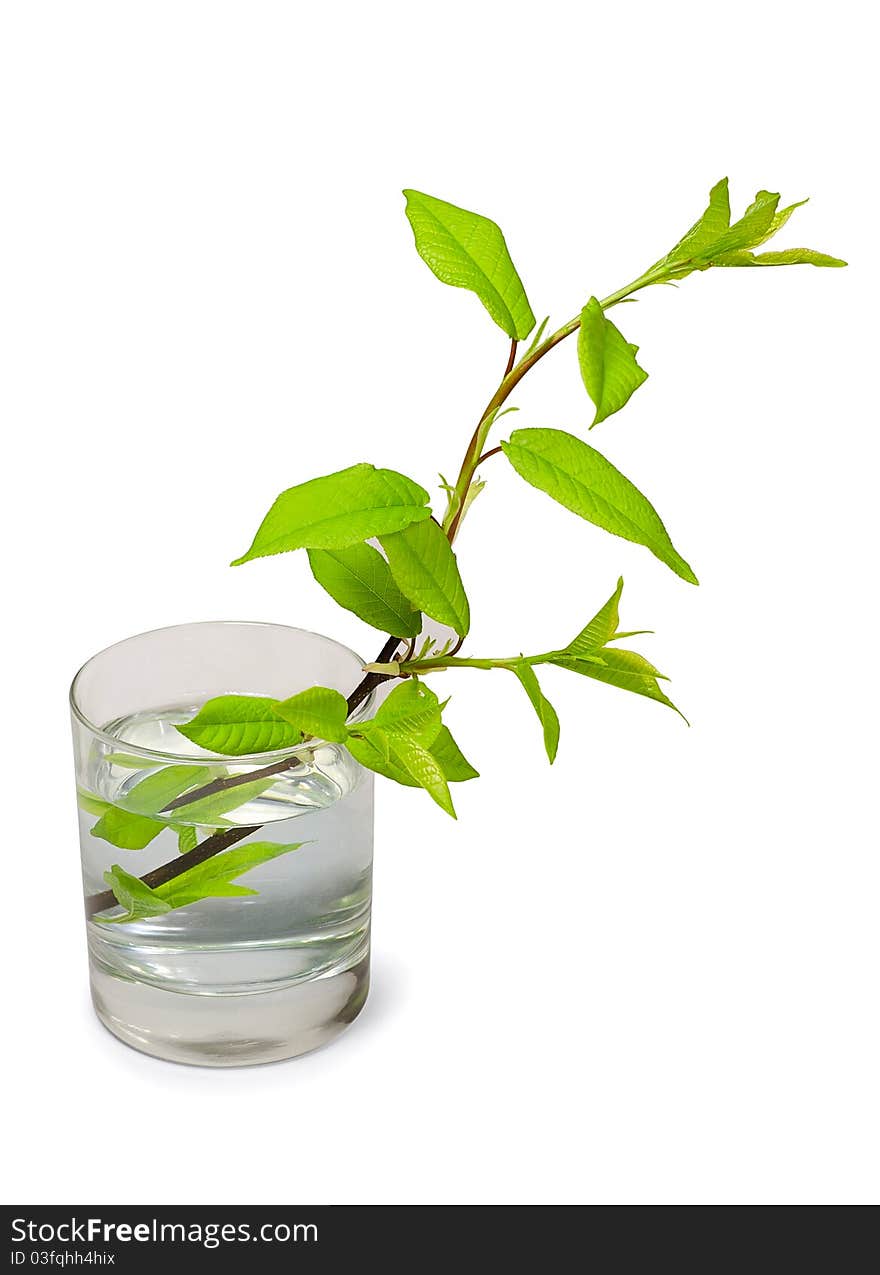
1;1;876;1206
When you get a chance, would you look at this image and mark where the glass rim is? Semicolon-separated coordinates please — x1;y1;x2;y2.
69;619;377;765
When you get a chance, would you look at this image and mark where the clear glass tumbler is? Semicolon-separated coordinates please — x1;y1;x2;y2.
70;622;374;1066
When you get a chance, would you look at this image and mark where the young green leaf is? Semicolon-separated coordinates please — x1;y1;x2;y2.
403;189;535;340
273;686;350;743
380;518;471;635
122;764;216;816
231;464;431;566
564;577;625;654
154;840;304;909
102;865;172;922
429;726;479;782
104;752;163;770
661;177;731;264
552;647;685;720
100;841;305;922
348;719;476;787
169;775;278;825
369;679;443;748
348;729;456;817
714;247;847;268
176;825;198;854
749;198;808;248
77;788;111;818
91;806;166;850
345;731;415;787
175;695;302;756
654;181;845;277
705;190;780;257
578;297;648;426
501;428;698;584
308;543;421;637
510;660;560;763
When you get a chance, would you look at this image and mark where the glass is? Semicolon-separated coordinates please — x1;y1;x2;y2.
70;622;374;1066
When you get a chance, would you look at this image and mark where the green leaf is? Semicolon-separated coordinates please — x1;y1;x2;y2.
501;427;698;585
510;661;560;763
231;464;431;565
91;806;165;850
369;679;443;748
563;577;625;655
104;752;162;770
102;865;172;922
345;731;415;787
552;647;685;720
578;297;648;426
714;247;847;268
77;788;110;817
661;177;731;264
176;825;198;854
430;726;479;782
154;841;304;909
273;686;350;743
349;728;456;817
308;543;421;637
175;695;302;756
122;764;216;816
380;518;470;636
348;720;476;786
169;775;278;826
705;190;780;257
749;198;808;248
100;842;304;922
403;189;535;340
655;182;844;276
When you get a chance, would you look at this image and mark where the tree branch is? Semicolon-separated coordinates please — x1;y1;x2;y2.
85;824;259;917
86;266;670;917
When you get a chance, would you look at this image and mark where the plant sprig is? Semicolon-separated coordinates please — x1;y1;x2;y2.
87;177;844;913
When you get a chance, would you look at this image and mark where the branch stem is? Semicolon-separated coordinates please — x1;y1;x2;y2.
87;262;672;915
442;266;667;544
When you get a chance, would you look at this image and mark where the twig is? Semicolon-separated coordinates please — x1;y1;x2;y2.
84;638;404;915
85;824;258;917
476;445;503;464
85;272;659;916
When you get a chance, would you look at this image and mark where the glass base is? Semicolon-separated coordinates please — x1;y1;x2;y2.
90;954;369;1066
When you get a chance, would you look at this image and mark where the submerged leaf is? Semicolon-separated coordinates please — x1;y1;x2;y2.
122;764;215;816
91;806;165;850
176;825;198;854
102;865;172;921
99;841;304;922
154;841;304;909
169;775;278;825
